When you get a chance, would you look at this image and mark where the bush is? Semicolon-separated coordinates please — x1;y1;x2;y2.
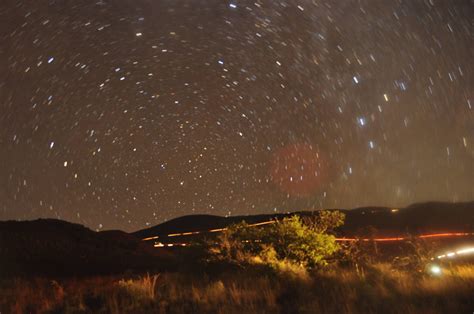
209;211;345;269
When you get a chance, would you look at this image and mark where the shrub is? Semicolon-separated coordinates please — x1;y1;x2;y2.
209;211;344;269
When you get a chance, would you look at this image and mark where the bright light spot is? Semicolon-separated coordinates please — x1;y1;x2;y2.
353;76;359;84
456;247;474;255
391;208;399;213
447;252;455;257
369;141;375;149
430;265;442;275
63;161;68;167
229;3;237;9
49;141;55;149
358;117;366;126
383;94;389;101
47;57;55;64
218;60;224;65
135;32;143;37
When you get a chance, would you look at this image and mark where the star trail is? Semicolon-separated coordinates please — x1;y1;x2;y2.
0;0;472;231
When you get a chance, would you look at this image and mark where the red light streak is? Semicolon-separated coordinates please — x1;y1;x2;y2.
144;219;474;247
336;232;473;242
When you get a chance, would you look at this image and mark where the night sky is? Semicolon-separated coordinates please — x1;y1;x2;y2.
0;0;472;231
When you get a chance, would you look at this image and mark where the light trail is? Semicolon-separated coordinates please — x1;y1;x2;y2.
142;220;277;241
141;218;474;247
335;237;405;242
154;242;188;248
435;246;474;260
336;232;474;242
419;232;471;239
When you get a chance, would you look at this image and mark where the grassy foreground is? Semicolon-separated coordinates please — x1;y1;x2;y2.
1;264;473;314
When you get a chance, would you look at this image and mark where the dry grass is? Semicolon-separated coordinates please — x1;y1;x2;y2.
1;264;473;314
118;273;159;300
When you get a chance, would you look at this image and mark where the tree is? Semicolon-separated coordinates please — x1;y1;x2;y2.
209;211;345;269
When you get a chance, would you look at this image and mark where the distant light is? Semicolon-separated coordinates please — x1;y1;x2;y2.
218;60;224;65
358;117;366;126
457;247;474;255
369;141;375;149
229;3;237;9
430;265;442;275
383;94;389;102
391;208;399;213
49;141;55;149
353;76;359;84
135;32;143;37
436;246;474;259
47;57;55;64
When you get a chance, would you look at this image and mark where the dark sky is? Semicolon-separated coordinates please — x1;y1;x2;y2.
0;0;472;231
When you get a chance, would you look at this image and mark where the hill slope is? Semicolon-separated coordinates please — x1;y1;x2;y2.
0;219;173;277
1;202;472;277
133;201;474;239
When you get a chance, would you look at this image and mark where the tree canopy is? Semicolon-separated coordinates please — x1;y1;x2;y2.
209;211;345;269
